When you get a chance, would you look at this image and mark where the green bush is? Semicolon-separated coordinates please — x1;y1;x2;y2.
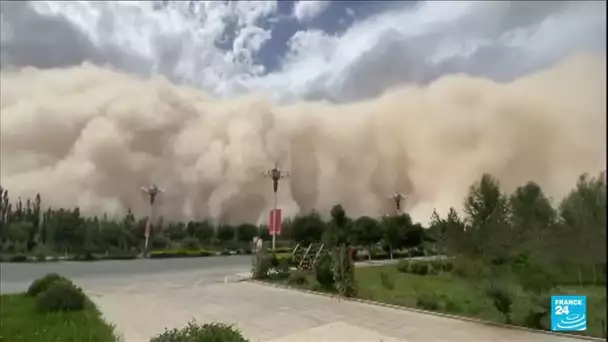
484;283;514;324
267;247;292;254
416;293;439;311
271;257;291;280
148;249;214;259
315;252;335;290
181;237;201;251
8;254;28;262
220;249;231;256
409;262;430;276
396;260;411;273
444;299;463;313
27;273;70;297
36;280;86;313
33;244;52;261
72;251;99;261
100;252;138;260
287;271;308;286
151;321;249;342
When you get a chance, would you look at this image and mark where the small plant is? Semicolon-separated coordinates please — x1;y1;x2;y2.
379;271;395;290
220;249;231;256
287;271;308;286
416;293;439;311
484;283;514;324
27;273;70;297
315;252;335;290
36;280;86;313
272;257;291;280
151;321;249;342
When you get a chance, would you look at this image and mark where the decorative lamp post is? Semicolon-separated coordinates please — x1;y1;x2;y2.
140;184;164;253
263;162;289;250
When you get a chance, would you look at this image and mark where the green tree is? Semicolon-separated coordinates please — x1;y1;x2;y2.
353;216;382;260
193;221;214;243
217;225;235;244
380;214;407;259
290;211;325;245
236;223;258;243
558;172;607;284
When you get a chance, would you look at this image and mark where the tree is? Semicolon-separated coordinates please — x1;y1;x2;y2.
236;223;258;243
193;221;214;243
217;225;235;244
558;172;607;284
353;216;381;260
290;211;325;245
463;174;512;265
380;214;410;259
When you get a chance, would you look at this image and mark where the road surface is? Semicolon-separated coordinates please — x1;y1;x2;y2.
0;255;252;293
1;256;596;342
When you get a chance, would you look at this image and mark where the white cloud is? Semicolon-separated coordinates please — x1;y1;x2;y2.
2;1;605;102
292;1;330;23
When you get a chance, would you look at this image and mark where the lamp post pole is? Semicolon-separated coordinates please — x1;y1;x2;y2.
140;184;164;254
263;163;289;250
388;192;408;215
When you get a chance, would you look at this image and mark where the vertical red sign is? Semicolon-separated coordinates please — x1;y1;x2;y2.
269;209;282;236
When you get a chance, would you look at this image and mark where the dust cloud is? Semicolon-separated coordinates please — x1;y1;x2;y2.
1;54;606;225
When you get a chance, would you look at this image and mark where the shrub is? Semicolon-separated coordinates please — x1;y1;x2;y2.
379;271;395;290
220;249;231;256
27;273;70;297
148;250;214;259
33;244;52;261
452;257;487;279
151;321;249;342
484;283;514;324
100;252;138;260
8;254;28;262
396;260;411;273
181;237;201;251
410;262;430;276
287;271;308;286
267;247;292;254
72;251;98;261
271;257;291;280
444;298;462;313
416;293;439;311
523;292;551;330
315;252;335;290
36;280;86;313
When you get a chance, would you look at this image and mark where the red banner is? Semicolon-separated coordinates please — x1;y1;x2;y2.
269;209;282;236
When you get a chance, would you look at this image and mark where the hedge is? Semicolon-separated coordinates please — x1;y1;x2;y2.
148;249;215;259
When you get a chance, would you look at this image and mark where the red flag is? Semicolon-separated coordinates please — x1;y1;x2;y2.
269;209;282;236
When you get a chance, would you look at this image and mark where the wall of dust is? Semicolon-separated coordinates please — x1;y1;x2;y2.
1;54;605;224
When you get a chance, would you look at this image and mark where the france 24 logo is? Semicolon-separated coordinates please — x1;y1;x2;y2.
551;295;587;331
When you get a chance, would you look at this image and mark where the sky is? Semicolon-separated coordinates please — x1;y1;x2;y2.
0;1;606;223
2;1;605;103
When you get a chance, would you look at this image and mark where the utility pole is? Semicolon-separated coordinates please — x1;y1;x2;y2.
388;192;408;215
140;184;164;254
263;162;289;250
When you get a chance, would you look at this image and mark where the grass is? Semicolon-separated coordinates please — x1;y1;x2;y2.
276;265;607;338
0;294;119;342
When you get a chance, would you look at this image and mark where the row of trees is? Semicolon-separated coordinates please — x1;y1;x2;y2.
1;171;606;286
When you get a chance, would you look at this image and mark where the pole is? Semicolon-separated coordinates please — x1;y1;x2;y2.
272;190;277;250
144;201;152;253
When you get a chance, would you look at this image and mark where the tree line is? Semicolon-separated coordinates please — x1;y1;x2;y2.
1;171;606;286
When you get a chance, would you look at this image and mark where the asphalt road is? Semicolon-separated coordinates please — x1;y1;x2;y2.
0;255;253;293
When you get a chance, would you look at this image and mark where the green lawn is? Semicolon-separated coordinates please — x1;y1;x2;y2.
0;294;119;342
285;265;607;338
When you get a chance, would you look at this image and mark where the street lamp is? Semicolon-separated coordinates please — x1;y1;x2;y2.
388;192;408;215
263;162;289;250
140;184;164;253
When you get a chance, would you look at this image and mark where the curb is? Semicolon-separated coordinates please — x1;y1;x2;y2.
247;279;604;342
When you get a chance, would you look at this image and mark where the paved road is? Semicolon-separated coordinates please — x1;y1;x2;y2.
90;279;591;342
0;255;253;293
